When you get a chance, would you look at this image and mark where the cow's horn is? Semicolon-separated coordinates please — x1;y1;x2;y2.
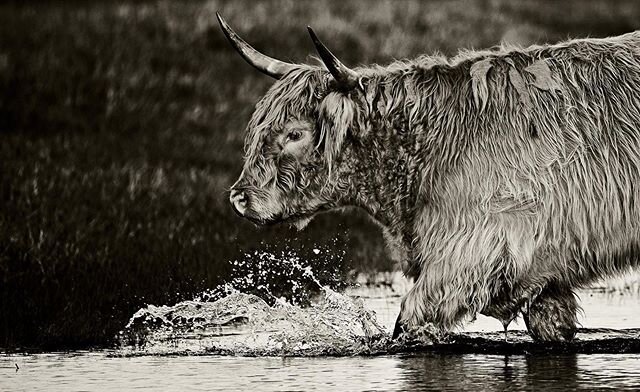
307;27;359;89
217;12;297;79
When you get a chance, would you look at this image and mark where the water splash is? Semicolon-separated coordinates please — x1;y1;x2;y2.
197;247;347;306
117;249;392;356
117;251;640;356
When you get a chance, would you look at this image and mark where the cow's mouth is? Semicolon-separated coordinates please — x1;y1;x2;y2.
242;213;281;226
243;210;314;230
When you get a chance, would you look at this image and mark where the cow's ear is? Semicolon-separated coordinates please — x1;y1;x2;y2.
318;92;355;169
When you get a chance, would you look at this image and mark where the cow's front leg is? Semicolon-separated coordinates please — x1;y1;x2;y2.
392;277;455;340
523;283;579;342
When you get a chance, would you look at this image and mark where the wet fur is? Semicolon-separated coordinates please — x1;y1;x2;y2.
238;32;640;340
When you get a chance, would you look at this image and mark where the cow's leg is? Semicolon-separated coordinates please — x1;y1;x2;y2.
523;283;578;342
393;276;463;340
392;279;429;339
394;299;442;341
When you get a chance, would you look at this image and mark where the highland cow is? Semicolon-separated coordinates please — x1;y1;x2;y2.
219;13;640;342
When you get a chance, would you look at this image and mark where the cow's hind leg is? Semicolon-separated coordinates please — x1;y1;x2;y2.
524;283;579;342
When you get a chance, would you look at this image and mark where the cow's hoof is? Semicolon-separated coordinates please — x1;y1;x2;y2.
392;313;406;339
524;285;578;342
525;317;577;342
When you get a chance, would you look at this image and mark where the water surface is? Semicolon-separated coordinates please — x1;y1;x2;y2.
3;351;640;391
2;271;640;391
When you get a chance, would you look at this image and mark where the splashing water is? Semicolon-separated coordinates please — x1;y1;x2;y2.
117;250;640;357
195;248;347;307
118;249;393;356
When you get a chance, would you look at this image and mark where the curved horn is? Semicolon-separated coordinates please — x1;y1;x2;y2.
307;26;359;89
217;12;297;79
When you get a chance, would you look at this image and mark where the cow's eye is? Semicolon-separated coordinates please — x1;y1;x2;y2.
286;130;302;142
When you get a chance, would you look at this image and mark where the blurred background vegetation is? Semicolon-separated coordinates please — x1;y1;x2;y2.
1;0;640;350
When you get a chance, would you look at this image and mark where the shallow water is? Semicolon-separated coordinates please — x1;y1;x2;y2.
2;271;640;391
3;351;640;391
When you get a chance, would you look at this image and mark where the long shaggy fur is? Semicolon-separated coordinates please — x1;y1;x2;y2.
374;32;640;332
236;31;640;339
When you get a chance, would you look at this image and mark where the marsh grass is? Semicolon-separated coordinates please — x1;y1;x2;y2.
2;0;640;350
591;271;640;296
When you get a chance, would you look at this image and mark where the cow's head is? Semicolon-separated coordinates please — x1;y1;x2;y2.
219;14;364;228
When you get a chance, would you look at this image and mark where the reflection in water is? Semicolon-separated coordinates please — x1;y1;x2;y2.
395;354;524;391
395;353;640;391
3;352;640;391
525;355;578;390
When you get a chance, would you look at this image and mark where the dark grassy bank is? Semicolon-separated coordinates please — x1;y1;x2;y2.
2;0;640;350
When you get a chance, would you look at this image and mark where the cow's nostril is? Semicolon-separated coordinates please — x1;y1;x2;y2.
230;189;249;216
231;189;247;204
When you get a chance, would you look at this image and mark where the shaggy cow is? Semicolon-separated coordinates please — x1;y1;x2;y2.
219;13;640;342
